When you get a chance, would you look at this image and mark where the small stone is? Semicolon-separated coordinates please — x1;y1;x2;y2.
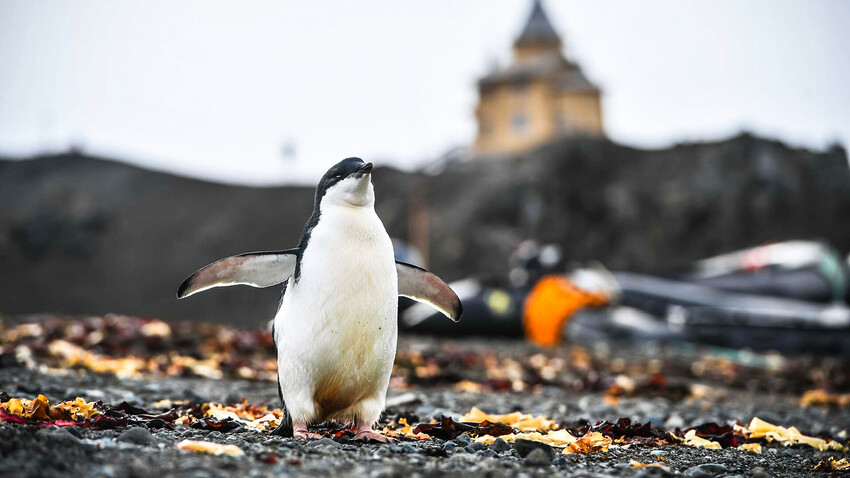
514;439;556;460
443;441;457;453
221;390;244;404
117;428;157;447
665;414;685;429
389;445;403;453
470;441;486;451
41;427;82;445
401;444;417;454
523;448;552;466
314;438;338;448
181;388;206;403
553;457;567;467
685;463;728;477
481;449;497;458
456;434;472;446
749;467;771;478
464;445;475;454
491;438;511;454
650;449;665;456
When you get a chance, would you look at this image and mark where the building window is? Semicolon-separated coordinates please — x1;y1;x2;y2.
512;112;530;134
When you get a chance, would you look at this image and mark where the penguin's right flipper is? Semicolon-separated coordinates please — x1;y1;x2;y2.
396;261;463;322
177;249;299;299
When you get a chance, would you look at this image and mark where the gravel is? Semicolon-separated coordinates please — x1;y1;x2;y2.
0;338;848;477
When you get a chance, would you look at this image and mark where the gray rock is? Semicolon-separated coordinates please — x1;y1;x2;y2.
685;463;728;477
181;388;206;403
664;414;685;429
514;439;556;460
221;390;244;404
40;427;82;445
312;438;338;448
490;437;511;454
748;467;772;478
523;448;552;467
117;427;157;447
456;434;472;446
401;444;417;454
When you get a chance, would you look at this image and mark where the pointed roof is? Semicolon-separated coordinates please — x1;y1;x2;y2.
514;0;561;47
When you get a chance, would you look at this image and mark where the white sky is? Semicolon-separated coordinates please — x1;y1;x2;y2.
1;0;849;185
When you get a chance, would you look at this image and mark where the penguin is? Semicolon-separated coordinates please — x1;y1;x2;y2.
177;157;461;441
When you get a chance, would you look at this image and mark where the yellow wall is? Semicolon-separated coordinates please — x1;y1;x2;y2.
475;79;604;155
556;92;604;135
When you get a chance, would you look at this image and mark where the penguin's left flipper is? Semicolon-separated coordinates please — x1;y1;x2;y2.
396;261;462;322
177;249;299;299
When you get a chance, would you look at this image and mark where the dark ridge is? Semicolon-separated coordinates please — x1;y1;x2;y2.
1;135;848;326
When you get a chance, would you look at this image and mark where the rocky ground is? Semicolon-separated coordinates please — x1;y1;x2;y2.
0;317;849;477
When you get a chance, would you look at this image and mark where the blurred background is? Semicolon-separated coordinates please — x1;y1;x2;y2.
2;0;850;353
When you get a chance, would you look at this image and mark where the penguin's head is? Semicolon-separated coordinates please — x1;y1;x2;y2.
316;157;375;208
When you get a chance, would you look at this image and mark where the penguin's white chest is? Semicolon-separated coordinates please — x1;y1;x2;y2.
274;205;398;423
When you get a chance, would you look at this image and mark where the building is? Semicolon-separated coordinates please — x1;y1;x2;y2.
474;0;604;156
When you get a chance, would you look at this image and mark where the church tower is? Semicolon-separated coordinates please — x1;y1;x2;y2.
474;0;604;156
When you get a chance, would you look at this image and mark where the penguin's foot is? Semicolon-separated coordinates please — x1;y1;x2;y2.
354;422;392;443
292;423;322;440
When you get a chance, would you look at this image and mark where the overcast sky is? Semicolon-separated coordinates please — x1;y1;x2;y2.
1;0;848;184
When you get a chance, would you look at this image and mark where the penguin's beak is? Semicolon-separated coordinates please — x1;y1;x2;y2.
352;162;373;178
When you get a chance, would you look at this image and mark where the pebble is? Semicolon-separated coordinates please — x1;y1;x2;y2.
665;414;685;429
456;434;472;446
684;463;728;477
181;388;207;403
490;438;511;454
464;445;476;454
117;428;157;447
40;427;82;444
401;444;417;454
749;467;771;478
313;438;338;448
514;439;555;460
523;448;552;467
443;441;457;453
221;390;244;404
